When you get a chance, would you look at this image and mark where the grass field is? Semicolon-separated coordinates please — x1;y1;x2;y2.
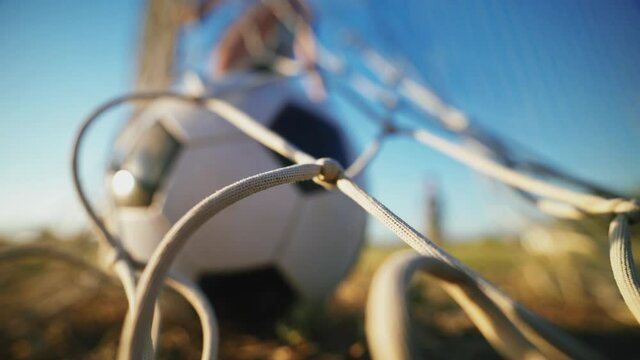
1;230;639;359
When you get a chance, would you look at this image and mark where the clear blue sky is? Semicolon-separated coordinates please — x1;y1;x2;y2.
1;1;639;242
0;0;143;237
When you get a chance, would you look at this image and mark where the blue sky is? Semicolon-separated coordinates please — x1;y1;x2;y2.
0;0;143;236
318;0;640;241
1;1;639;242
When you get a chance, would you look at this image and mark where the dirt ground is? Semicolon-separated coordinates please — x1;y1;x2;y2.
1;233;639;359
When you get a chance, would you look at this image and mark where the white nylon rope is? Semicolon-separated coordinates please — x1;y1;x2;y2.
202;84;639;356
19;2;630;358
71;92;190;320
335;176;600;359
310;36;640;328
609;214;640;323
203;99;315;164
306;38;639;218
119;163;322;359
329;29;626;204
204;82;640;333
73;88;638;359
366;251;544;360
70;84;640;360
0;246;216;359
165;274;218;360
404;128;638;217
344;130;387;178
256;0;623;212
70;81;302;360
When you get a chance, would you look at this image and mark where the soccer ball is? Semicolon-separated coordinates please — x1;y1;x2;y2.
106;73;367;308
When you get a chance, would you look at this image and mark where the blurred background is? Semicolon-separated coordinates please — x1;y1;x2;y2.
1;0;640;359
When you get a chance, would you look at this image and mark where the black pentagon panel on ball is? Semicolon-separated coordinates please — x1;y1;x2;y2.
268;103;349;194
110;121;182;207
197;267;297;323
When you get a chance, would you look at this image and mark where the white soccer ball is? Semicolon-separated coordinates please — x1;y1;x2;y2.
106;74;367;305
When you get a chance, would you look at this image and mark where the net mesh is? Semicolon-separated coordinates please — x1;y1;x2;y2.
2;1;639;359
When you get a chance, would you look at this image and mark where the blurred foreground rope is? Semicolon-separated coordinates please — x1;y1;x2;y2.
25;1;636;357
0;245;218;359
367;251;545;359
609;213;640;323
119;163;322;359
71;87;636;359
335;175;600;360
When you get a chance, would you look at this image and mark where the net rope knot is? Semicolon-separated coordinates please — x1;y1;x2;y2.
623;198;640;225
611;198;640;224
313;157;344;188
382;120;397;134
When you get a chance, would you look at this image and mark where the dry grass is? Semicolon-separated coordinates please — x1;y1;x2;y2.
1;232;639;359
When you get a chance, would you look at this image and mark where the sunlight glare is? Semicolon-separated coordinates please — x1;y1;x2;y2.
112;169;135;197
